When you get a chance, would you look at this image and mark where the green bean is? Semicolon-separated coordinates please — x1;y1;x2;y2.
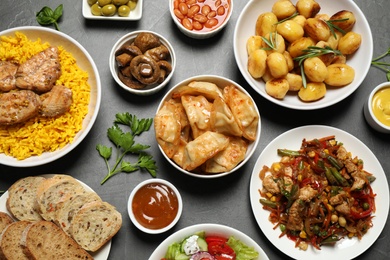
277;149;301;157
320;234;340;245
259;199;278;209
325;167;339;185
330;167;350;187
327;155;343;170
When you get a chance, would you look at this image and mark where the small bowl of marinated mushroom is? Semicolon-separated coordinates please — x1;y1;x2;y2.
109;30;176;95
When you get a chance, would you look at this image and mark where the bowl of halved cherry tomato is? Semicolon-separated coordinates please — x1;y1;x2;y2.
150;223;269;259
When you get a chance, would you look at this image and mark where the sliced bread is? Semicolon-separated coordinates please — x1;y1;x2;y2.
35;175;87;221
0;221;31;260
0;212;14;234
6;176;45;221
54;191;102;236
70;201;122;252
21;220;93;260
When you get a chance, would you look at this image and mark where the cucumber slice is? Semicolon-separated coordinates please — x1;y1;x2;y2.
175;253;190;260
197;237;208;251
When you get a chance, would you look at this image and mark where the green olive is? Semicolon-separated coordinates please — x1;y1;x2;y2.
127;0;137;10
118;5;130;16
113;0;129;5
90;4;102;16
98;0;112;7
88;0;98;5
101;4;117;16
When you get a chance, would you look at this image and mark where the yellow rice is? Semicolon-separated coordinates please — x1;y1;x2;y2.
0;32;90;160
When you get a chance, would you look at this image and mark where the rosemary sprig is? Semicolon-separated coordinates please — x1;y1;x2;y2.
276;12;299;25
294;46;342;88
261;32;279;51
324;18;349;39
371;47;390;81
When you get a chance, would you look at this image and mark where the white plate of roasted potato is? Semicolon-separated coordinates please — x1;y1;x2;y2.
234;0;373;110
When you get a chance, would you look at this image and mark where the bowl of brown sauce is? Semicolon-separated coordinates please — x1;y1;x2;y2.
109;30;176;96
128;178;183;234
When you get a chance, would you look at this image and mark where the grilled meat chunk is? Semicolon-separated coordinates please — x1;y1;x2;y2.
39;85;72;117
0;90;41;125
15;47;61;93
0;60;18;92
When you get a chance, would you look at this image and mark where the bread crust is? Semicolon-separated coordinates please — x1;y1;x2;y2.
21;220;94;260
0;221;31;260
70;201;122;252
6;176;45;221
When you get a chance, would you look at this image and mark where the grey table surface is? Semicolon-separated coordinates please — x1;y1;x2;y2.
1;0;389;259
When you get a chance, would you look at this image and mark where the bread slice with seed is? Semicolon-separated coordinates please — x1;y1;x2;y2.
0;212;14;234
0;221;31;260
35;175;87;221
21;220;93;260
54;191;102;236
6;176;45;221
70;201;122;252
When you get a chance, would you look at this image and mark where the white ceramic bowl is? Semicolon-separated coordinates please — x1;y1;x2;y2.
127;178;183;234
155;75;261;179
109;30;176;96
234;0;373;110
0;26;101;167
364;82;390;133
82;0;143;20
149;223;270;259
169;0;233;39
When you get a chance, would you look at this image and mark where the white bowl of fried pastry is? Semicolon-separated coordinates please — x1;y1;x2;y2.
154;75;261;178
0;26;101;167
0;174;121;259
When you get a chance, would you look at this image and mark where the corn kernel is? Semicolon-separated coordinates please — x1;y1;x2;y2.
299;230;307;239
327;204;333;211
297;174;303;182
308;151;315;157
270;196;276;202
298;241;308;251
348;232;355;238
329;140;336;146
324;149;329;154
266;192;272;198
272;163;281;171
338;216;347;227
331;214;338;223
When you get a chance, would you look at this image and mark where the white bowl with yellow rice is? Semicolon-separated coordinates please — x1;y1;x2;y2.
0;26;101;167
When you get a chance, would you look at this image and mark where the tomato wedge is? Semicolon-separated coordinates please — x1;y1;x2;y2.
206;236;236;260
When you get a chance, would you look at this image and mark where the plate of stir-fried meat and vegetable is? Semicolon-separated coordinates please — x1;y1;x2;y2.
250;125;389;260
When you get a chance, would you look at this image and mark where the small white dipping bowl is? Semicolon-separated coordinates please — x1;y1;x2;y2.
169;0;233;39
364;82;390;133
128;178;183;234
109;30;176;96
155;75;261;179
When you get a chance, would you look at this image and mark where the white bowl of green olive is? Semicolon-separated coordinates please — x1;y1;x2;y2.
109;30;176;96
82;0;143;20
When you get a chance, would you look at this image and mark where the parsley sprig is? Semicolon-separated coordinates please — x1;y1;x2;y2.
96;113;157;185
294;46;342;88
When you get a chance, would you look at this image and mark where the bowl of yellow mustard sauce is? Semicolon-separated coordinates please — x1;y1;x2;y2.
364;82;390;133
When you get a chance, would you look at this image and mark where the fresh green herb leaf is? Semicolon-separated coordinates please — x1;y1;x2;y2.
97;113;157;185
324;18;348;39
36;4;63;31
371;47;390;82
293;46;342;88
114;112;153;136
275;12;299;25
261;32;279;51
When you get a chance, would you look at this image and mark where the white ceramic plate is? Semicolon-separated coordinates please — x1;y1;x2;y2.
149;223;269;259
249;125;389;259
155;75;261;179
0;26;101;167
234;0;373;110
82;0;142;20
0;175;111;259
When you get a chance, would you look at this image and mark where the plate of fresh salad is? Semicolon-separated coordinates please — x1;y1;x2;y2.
249;125;389;260
149;223;269;260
